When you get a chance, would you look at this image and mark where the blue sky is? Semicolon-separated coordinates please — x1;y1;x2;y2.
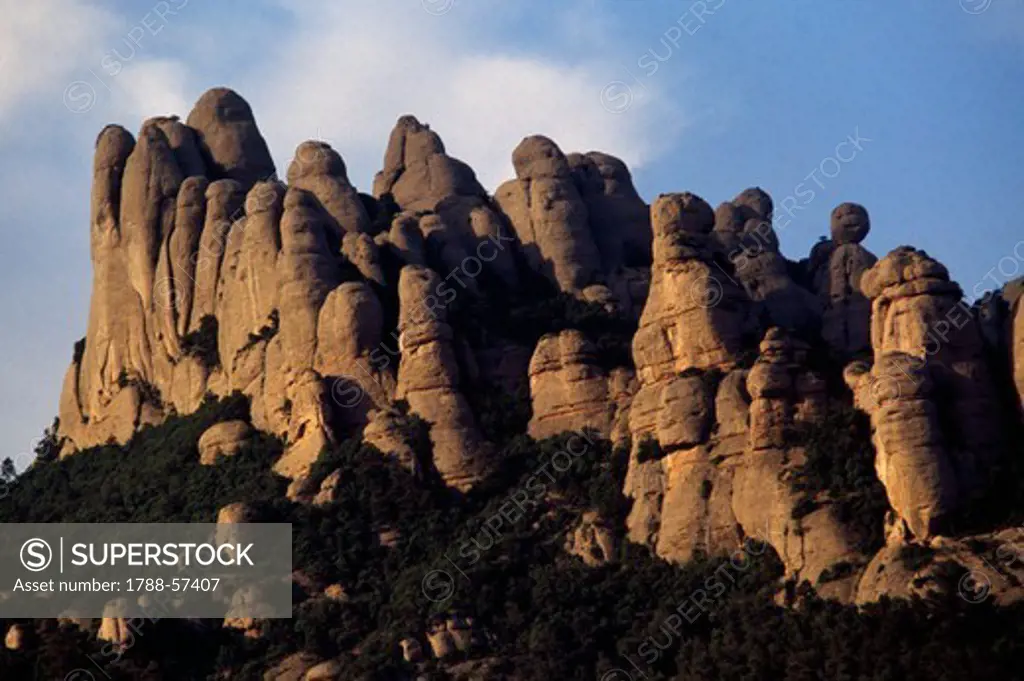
0;0;1022;465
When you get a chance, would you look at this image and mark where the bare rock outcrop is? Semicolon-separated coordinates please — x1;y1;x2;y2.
565;510;618;566
526;330;625;440
495;136;603;293
374;115;485;213
199;421;253;465
60;125;152;454
373;116;521;292
830;201;870;245
813;203;877;356
712;190;779;257
189;178;246;333
855;529;1024;605
97;599;138;647
304;660;343;680
733;329;862;591
362;407;421;475
634;192;748;374
624;192;753;562
161;175;209;344
185;87;275;190
860;247;1002;493
845;355;956;540
341;232;385;286
1011;293;1024;411
287;140;371;239
121;121;184;311
263;652;322;681
4;625;25;651
567;151;651;271
315;281;392;423
714;189;818;332
146;115;206;178
61;89;386;491
395;265;492;490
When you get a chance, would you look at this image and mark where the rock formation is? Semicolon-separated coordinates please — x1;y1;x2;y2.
59;90;396;492
55;88;1024;612
395;266;492;490
185;87;275;189
263;651;327;681
733;329;862;593
565;510;619;566
4;625;25;651
567;151;651;272
1010;289;1024;411
859;247;1002;497
813;203;877;356
715;189;819;332
287;141;371;239
373;115;484;213
495;136;603;294
624;192;752;562
526;330;630;440
198;420;253;465
845;354;956;540
373;116;520;293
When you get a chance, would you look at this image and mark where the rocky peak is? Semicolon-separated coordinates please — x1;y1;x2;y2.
54;86;1024;612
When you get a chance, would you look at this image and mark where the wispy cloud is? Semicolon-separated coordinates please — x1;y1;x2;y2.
0;0;689;464
247;0;681;190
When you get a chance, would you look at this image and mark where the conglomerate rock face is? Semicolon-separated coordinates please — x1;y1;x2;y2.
494;136;651;317
859;248;1003;500
58;87;1022;605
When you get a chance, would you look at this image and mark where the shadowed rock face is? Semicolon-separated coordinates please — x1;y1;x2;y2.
373;116;521;291
567;151;651;271
733;329;862;592
59;88;1023;606
494;136;655;317
810;203;877;357
830;202;870;245
715;189;818;332
374;115;485;213
395;265;493;490
287;140;372;239
186;87;276;190
496;135;604;294
527;330;632;441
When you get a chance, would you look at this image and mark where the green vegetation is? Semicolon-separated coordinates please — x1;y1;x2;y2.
454;291;637;372
0;394;283;524
245;309;280;348
897;544;936;572
467;384;532;449
789;402;890;554
636;434;665;464
181;315;221;369
116;369;164;409
3;397;1024;680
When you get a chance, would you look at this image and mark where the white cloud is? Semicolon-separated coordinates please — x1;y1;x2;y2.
0;0;689;465
108;59;193;128
248;0;681;191
0;0;118;128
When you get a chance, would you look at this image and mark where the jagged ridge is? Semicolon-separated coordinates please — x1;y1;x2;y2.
58;87;1024;608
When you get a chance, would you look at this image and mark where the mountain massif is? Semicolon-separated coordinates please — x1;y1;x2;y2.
3;87;1024;680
